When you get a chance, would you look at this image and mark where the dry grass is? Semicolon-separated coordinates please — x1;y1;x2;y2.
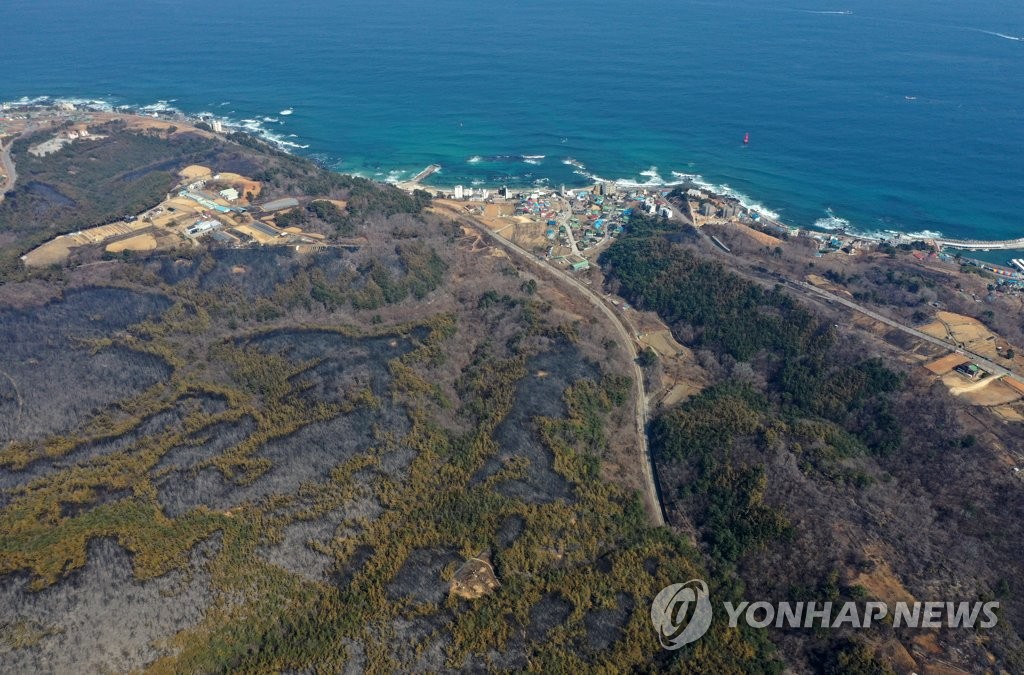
21;237;76;267
1004;377;1024;396
848;544;916;606
455;200;551;252
957;378;1023;406
106;233;157;253
921;311;1024;371
726;221;782;247
179;165;211;180
23;221;152;267
923;353;970;375
232;224;279;245
640;329;683;358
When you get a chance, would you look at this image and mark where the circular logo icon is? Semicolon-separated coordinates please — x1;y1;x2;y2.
651;579;713;650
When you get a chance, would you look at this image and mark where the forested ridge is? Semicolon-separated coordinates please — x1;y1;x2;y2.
601;215;1024;671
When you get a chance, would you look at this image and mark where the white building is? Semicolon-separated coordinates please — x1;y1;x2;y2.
186;219;221;237
454;185;465;200
211;120;224;133
219;187;240;202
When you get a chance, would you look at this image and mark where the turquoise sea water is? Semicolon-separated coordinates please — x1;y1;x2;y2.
1;0;1022;241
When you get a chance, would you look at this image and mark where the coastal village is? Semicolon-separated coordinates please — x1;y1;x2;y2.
6;99;1024;283
415;177;1024;423
7;101;1024;424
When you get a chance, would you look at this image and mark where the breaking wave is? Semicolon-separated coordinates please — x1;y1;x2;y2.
670;171;781;220
813;209;944;241
1;95;319;153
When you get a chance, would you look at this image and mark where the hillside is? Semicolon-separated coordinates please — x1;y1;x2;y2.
600;214;1024;673
0;122;779;671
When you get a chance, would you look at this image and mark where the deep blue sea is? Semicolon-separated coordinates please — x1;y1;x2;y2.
2;0;1022;242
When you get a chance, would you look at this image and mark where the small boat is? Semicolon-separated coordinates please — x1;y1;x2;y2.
743;132;750;144
905;96;917;101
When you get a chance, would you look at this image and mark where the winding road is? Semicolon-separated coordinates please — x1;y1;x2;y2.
434;202;666;527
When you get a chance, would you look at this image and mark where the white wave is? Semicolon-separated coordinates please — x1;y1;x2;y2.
973;28;1023;41
572;166;608;183
471;179;485;186
613;166;680;189
813;209;852;231
467;155;482;164
523;158;542;165
673;171;782;220
796;9;853;15
279;108;294;116
810;209;946;241
262;116;279;123
138;100;182;115
2;96;116;112
523;154;546;160
223;116;311;150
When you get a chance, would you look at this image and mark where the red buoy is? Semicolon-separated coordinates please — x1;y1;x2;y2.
743;132;750;144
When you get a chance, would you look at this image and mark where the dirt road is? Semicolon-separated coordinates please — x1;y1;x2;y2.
435;202;666;527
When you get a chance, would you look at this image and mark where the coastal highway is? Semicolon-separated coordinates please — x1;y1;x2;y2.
933;236;1024;251
433;202;667;528
786;279;1024;381
0;139;16;203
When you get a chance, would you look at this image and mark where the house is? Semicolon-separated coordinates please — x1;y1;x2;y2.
219;187;240;202
954;362;987;381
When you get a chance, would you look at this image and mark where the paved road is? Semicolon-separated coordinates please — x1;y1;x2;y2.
435;202;666;527
553;196;583;257
791;280;1023;381
0;139;16;203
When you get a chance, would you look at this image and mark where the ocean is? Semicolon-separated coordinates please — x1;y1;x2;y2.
2;0;1022;242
